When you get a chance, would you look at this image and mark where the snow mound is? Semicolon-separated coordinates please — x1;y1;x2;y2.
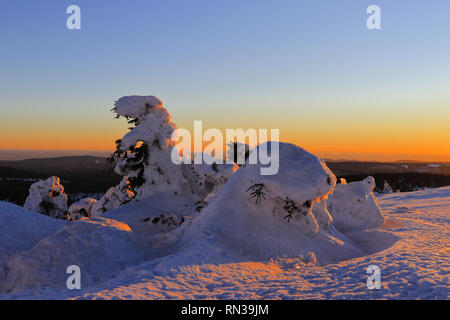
0;217;147;294
0;202;65;258
327;176;385;232
181;143;363;264
23;176;68;219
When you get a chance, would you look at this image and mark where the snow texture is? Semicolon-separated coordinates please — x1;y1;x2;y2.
1;185;449;299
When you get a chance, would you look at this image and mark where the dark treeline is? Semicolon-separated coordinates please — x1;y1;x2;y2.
338;172;450;193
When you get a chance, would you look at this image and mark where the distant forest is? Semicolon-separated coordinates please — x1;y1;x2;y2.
0;156;449;205
339;173;450;193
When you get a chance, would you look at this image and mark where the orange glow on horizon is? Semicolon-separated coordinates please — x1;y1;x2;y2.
1;115;449;162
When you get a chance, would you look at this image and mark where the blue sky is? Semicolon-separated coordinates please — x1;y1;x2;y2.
0;0;449;160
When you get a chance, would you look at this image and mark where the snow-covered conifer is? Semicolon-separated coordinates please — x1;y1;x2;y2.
23;176;68;219
382;180;394;194
108;95;235;201
90;177;134;217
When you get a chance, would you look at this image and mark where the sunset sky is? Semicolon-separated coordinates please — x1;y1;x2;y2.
1;0;449;161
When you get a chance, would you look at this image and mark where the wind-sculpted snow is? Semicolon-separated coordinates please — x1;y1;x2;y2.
326;177;385;232
2;181;449;299
23;176;68;219
11;186;449;300
180;143;365;264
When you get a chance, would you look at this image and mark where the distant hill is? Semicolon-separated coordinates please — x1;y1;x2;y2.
0;156;449;206
0;156;121;205
325;160;450;176
0;166;40;178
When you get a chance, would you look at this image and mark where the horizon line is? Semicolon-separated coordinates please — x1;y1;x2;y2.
0;148;449;163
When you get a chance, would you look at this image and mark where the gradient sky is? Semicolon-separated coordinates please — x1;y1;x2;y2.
0;0;449;161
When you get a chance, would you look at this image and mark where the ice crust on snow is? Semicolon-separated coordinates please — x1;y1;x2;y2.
23;176;68;219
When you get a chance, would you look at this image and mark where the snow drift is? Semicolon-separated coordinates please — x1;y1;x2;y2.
0;202;65;258
0;217;147;294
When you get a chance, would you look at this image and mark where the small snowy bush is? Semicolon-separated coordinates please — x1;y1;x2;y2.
23;176;68;219
326;176;385;232
67;198;98;221
90;177;134;217
382;180;394;194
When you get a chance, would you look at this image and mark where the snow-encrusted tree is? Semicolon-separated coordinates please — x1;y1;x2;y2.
23;176;68;219
382;180;394;194
67;198;98;221
106;96;188;199
326;176;385;232
73;95;235;218
90;177;134;217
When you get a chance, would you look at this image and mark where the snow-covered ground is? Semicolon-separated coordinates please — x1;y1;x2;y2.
0;186;448;300
0;96;447;299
